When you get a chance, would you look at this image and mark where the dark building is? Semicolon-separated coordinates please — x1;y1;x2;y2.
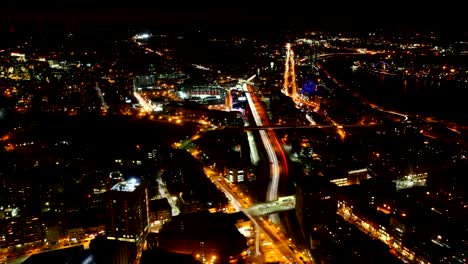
151;212;248;263
324;218;403;264
334;177;467;263
22;245;89;264
105;178;149;262
148;198;172;226
141;248;202;264
295;176;338;250
89;236;134;264
268;89;306;125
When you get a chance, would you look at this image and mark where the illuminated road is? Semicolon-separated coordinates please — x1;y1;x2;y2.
156;177;180;216
94;81;109;111
246;196;296;216
133;91;154;113
239;123;378;130
205;169;311;264
240;79;310;263
242;81;282;223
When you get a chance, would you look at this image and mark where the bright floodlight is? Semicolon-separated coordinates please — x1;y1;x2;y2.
128;178;138;185
134;33;151;40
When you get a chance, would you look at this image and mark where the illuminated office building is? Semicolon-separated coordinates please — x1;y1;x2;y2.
105;178;149;262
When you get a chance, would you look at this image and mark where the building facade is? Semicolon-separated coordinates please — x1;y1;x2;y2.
105;178;150;261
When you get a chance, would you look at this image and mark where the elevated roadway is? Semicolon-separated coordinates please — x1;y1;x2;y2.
246;195;296;216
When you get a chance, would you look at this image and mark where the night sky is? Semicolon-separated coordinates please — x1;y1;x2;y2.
0;1;466;35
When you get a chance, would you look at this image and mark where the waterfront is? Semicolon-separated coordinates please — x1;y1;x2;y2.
320;54;468;127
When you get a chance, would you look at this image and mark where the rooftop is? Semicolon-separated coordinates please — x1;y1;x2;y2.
111;178;141;192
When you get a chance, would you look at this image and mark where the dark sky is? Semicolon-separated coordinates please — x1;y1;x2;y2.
0;1;466;34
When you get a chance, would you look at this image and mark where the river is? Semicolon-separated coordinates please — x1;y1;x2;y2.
319;54;468;126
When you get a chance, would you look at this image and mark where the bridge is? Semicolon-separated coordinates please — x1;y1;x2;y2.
238;123;379;130
223;123;380;131
246;195;296;216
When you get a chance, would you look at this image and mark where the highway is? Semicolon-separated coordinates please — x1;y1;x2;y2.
241;80;312;263
242;82;281;222
205;168;310;264
246;196;296;216
243;81;290;196
239;123;379;130
133;91;154;112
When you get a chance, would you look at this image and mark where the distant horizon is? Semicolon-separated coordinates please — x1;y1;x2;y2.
0;1;466;37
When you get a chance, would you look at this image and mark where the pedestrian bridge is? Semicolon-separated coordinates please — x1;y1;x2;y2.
246;195;296;216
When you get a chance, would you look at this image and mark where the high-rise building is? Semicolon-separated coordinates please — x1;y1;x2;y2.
0;175;43;250
105;178;149;261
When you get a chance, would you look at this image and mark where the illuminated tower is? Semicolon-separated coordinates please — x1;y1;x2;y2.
105;178;149;262
283;43;297;97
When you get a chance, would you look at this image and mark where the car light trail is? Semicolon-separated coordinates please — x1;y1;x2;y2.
133;91;154;112
247;130;260;165
243;82;283;224
94;82;108;111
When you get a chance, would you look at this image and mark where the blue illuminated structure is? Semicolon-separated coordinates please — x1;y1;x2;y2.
301;79;317;95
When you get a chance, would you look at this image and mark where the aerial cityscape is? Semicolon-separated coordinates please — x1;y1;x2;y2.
0;3;466;264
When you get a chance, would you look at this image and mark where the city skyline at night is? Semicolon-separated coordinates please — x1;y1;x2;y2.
0;3;466;264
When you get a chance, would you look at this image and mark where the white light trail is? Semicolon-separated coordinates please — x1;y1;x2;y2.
243;83;280;221
242;84;263;126
243;115;261;165
192;64;211;71
157;178;180;216
262;130;279;202
240;76;261;166
94;82;108;111
246;74;256;82
306;113;316;125
247;131;260;165
133;91;154;112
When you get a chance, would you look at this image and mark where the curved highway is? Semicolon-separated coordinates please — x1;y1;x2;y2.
242;81;289;223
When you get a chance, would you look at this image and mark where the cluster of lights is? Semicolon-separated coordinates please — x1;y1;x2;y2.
283;43;297;97
133;33;151;40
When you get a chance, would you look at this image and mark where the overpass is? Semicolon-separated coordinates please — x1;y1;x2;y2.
237;123;380;130
223;123;381;131
246;195;296;216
